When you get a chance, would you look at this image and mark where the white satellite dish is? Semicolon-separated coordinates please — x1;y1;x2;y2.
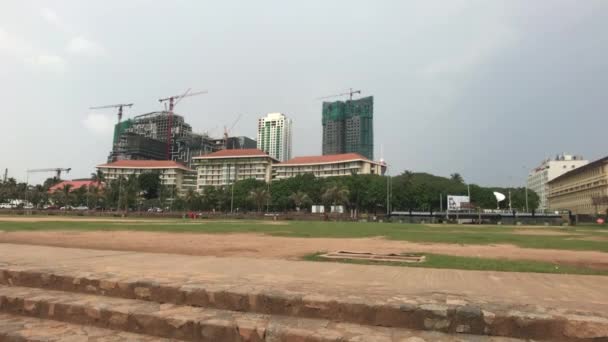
493;192;506;202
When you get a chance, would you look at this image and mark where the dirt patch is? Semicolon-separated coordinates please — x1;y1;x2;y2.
0;230;607;270
0;217;174;223
511;229;576;236
568;236;608;242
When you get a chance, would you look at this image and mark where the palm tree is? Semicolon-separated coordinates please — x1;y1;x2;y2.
450;173;464;183
122;174;140;211
184;189;198;210
289;191;311;212
322;185;349;207
249;188;270;212
60;184;73;207
90;170;105;184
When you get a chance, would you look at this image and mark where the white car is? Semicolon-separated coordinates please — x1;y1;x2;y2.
74;206;89;211
0;203;13;209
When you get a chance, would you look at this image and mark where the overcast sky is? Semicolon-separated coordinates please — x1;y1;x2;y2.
1;0;607;185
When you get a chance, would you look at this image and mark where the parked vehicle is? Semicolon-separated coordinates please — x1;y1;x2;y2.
0;203;14;209
60;205;74;210
74;206;89;211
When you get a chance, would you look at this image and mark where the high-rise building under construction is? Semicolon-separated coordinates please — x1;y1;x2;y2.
108;111;257;168
322;96;373;160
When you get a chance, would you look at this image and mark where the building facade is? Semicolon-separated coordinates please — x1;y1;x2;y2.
547;156;608;215
257;113;292;162
322;96;373;160
273;153;386;180
527;154;588;210
96;160;196;196
192;149;277;189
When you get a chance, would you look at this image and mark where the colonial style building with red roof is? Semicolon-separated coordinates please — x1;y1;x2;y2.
192;149;277;188
190;149;386;189
96;160;196;195
48;180;102;193
273;153;386;180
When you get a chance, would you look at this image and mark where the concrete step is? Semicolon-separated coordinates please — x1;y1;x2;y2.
0;285;526;342
0;312;169;341
1;267;607;341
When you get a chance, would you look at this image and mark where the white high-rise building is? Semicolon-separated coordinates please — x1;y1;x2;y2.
257;113;292;162
527;153;588;211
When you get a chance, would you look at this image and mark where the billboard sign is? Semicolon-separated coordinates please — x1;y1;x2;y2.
447;195;470;210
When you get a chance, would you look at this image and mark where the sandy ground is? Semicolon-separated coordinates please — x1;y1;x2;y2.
1;230;607;270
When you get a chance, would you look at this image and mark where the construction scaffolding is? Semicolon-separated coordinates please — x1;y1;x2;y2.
322;96;374;160
107;111;257;168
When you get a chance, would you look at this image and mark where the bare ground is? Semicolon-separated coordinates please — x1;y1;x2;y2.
1;230;607;270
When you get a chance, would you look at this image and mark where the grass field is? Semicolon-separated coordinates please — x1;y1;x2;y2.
304;252;608;276
1;218;607;252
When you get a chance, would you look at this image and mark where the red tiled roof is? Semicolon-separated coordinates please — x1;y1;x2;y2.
96;160;193;171
193;148;276;160
279;153;373;165
48;180;101;193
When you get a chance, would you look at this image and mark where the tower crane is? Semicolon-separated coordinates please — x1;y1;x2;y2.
27;168;72;180
158;89;208;159
318;88;362;101
89;103;134;123
224;114;243;149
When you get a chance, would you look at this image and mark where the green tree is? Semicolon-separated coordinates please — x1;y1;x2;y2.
59;184;73;207
249;188;270;212
72;186;88;206
138;172;161;200
450;173;464;183
322;185;349;207
184;189;198;211
289;191;311;211
91;170;105;184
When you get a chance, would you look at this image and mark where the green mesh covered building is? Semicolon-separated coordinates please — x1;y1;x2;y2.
322;96;374;160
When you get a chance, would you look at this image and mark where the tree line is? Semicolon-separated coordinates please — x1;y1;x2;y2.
0;170;539;212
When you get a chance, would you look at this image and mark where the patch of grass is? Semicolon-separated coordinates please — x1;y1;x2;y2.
303;252;608;276
1;219;608;252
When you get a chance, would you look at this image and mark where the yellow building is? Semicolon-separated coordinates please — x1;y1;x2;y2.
273;153;386;180
192;149;277;189
96;160;196;196
547;156;608;215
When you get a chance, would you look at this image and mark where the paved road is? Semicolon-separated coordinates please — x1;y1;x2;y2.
0;243;606;313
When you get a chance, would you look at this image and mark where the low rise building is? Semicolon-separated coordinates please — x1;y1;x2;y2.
48;180;101;193
547;155;608;215
527;153;588;211
192;149;277;189
96;160;196;196
273;153;386;180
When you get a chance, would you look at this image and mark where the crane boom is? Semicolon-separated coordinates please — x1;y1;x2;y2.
27;168;72;179
318;88;362;101
224;114;243;148
89;103;134;123
158;89;208;159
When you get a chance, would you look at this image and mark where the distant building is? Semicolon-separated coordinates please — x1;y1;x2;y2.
547;155;608;215
48;180;101;193
273;153;386;180
322;96;373;160
527;154;588;210
108;111;193;164
96;160;196;196
192;149;277;189
108;111;257;169
257;113;292;162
